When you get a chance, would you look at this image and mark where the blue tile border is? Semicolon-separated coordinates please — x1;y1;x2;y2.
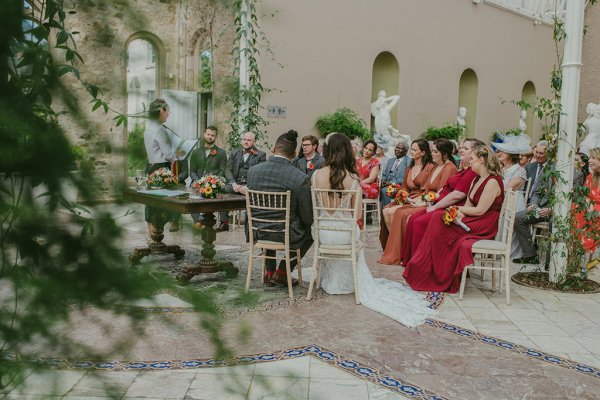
12;345;446;400
425;319;600;380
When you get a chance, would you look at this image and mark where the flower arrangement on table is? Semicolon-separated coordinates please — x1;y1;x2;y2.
442;206;470;231
191;174;226;199
421;191;439;205
146;167;178;189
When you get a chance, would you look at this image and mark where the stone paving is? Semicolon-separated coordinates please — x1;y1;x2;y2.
4;204;600;399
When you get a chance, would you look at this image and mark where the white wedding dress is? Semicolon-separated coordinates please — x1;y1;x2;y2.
312;177;435;328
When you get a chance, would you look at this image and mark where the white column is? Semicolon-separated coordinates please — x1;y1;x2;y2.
238;0;250;132
550;0;585;281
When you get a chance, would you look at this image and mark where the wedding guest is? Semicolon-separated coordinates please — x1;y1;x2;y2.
357;140;381;199
380;139;457;264
401;138;484;263
293;135;324;177
246;130;313;286
513;141;554;264
403;145;504;293
380;141;410;207
574;147;600;267
189;126;228;229
379;139;433;249
351;137;363;158
519;149;533;168
574;152;589;187
143;98;176;237
317;138;325;156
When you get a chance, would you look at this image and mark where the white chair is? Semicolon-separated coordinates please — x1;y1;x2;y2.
522;177;532;204
362;174;382;238
245;190;302;299
531;221;550;245
459;190;518;305
307;187;362;304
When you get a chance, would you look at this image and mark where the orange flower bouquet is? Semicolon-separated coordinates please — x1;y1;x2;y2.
146;167;178;189
386;184;402;199
393;190;410;206
421;191;439;205
192;174;226;199
442;206;470;231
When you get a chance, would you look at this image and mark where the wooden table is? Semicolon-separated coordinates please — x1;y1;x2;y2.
124;188;246;281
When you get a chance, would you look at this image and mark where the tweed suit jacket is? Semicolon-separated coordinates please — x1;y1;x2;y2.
529;162;555;208
225;147;267;186
246;157;313;248
292;153;324;177
189;143;227;181
524;162;540;183
381;156;411;185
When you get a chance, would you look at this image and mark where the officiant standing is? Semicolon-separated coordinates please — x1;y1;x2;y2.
143;98;176;236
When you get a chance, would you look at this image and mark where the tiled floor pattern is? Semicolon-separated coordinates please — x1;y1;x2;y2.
3;356;412;399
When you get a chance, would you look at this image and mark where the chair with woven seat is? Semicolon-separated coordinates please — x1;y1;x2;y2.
245;189;302;299
307;187;362;304
362;174;382;238
459;190;517;305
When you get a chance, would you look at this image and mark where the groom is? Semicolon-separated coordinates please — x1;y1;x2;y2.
246;130;313;286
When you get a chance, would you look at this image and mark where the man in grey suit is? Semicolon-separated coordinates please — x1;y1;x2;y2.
380;141;410;207
246;130;313;287
293;134;324;177
513;141;552;264
189;126;228;228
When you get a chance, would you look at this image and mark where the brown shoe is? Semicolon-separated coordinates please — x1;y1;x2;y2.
270;271;299;287
215;222;229;232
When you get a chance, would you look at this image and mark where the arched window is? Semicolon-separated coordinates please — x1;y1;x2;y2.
521;81;536;136
371;52;400;131
458;69;478;137
126;38;159;126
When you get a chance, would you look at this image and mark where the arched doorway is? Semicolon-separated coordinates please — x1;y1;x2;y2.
521;81;536;136
371;52;400;132
458;69;478;137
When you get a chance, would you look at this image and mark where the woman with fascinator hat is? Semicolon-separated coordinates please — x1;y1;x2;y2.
492;133;531;259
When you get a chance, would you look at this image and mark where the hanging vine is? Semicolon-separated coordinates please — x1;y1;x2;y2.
225;0;271;149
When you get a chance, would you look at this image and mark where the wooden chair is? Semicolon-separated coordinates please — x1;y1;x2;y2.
522;177;532;204
230;210;243;230
362;174;382;238
459;190;518;305
245;190;302;299
307;187;362;304
531;221;550;245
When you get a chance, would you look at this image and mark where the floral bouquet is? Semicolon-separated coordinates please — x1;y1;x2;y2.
393;190;410;206
146;167;178;189
386;184;402;199
441;206;470;231
191;174;226;199
421;191;439;204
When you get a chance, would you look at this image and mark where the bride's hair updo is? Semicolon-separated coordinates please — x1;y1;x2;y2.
323;133;358;192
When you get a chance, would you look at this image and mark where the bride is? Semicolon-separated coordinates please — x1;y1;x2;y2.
310;132;435;328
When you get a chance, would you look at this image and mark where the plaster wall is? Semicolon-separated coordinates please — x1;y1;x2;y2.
257;0;556;144
581;4;600;123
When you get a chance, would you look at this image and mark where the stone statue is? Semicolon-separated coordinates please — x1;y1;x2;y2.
371;90;410;158
519;109;527;133
456;107;467;128
580;102;600;156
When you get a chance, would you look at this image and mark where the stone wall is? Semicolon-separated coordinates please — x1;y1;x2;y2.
58;0;236;200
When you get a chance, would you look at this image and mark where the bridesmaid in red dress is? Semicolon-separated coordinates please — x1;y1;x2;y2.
401;138;485;263
574;148;600;262
380;139;457;264
356;140;381;199
403;145;504;293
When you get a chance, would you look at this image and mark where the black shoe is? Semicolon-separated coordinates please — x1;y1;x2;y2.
215;222;229;232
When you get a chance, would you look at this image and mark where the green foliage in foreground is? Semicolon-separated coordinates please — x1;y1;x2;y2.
0;0;229;393
315;108;371;141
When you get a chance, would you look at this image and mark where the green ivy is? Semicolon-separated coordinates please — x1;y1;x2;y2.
127;124;147;176
422;124;463;141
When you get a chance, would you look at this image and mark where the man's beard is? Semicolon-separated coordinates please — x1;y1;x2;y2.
205;138;215;146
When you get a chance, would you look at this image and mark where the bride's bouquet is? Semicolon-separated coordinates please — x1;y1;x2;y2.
442;206;470;231
146;167;178;189
191;174;226;199
421;191;439;205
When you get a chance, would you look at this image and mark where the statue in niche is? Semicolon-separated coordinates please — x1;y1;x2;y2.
580;103;600;156
519;109;527;133
456;107;467;128
371;90;409;157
